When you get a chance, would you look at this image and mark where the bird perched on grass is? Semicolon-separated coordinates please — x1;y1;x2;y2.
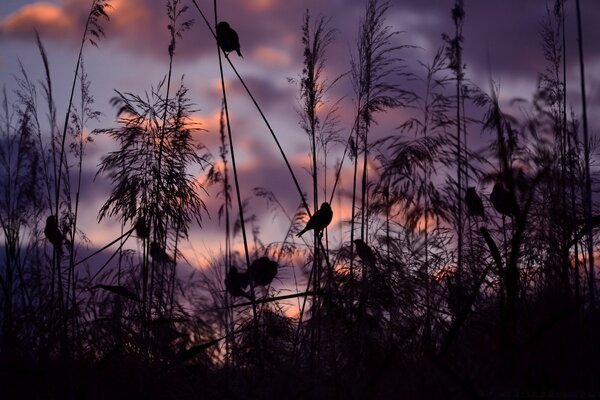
216;21;242;57
225;266;251;298
150;241;173;264
92;284;140;302
465;187;485;217
353;239;376;266
249;256;278;286
44;215;64;252
446;276;469;319
134;216;149;239
297;202;333;237
490;183;519;217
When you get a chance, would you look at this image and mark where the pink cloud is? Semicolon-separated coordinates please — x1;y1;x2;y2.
244;0;282;12
0;0;168;55
252;46;291;67
0;2;76;38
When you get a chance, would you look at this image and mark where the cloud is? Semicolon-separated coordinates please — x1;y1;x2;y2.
0;2;76;38
252;46;291;67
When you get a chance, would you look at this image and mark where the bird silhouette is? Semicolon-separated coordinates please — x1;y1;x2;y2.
216;21;242;57
297;202;333;237
134;216;149;239
465;187;485;217
150;241;173;264
249;256;278;286
225;266;251;298
446;276;469;319
490;183;519;217
44;215;64;252
353;239;376;266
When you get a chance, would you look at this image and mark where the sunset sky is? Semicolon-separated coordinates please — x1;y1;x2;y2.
1;0;599;271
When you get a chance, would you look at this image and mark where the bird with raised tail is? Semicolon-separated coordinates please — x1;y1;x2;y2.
216;21;243;57
297;202;333;237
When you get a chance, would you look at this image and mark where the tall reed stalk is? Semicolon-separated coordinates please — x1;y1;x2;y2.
211;0;262;368
575;0;595;312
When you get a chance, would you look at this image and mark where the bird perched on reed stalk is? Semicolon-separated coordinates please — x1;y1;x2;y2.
297;202;333;237
490;183;519;217
225;266;251;298
134;216;149;239
465;187;485;217
446;276;469;319
353;239;376;266
216;21;242;57
249;256;278;286
44;215;64;252
150;241;173;264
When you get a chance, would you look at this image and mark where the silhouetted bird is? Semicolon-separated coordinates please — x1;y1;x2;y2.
150;241;172;264
249;256;278;286
297;202;333;237
134;217;149;239
225;266;251;298
353;239;376;266
446;277;469;319
216;21;242;57
92;284;141;302
44;215;64;251
490;183;519;217
465;187;485;217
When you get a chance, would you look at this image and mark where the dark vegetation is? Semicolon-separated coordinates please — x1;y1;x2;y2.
1;0;599;398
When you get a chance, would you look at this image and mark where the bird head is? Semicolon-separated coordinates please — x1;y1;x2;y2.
491;182;508;197
320;202;331;211
217;21;230;30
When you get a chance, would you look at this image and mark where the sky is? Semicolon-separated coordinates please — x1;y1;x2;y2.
1;0;599;273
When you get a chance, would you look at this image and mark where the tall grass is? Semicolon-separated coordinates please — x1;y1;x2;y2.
0;0;599;398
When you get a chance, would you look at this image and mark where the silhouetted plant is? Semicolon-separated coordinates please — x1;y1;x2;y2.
2;0;600;398
0;87;44;348
574;0;595;311
96;79;211;326
442;0;466;287
56;0;112;217
351;0;414;242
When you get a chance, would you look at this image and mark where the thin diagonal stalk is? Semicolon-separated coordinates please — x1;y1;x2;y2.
190;0;310;217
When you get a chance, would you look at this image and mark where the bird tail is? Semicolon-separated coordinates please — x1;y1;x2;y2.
296;228;307;237
236;50;243;58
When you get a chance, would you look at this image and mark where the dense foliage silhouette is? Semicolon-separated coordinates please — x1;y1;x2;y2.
0;0;599;399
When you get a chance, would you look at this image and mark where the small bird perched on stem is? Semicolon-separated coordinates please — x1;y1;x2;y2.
44;215;64;253
490;182;519;217
465;187;485;217
297;202;333;237
134;216;149;239
150;241;173;264
216;21;243;57
353;239;376;266
225;266;251;299
249;256;278;286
